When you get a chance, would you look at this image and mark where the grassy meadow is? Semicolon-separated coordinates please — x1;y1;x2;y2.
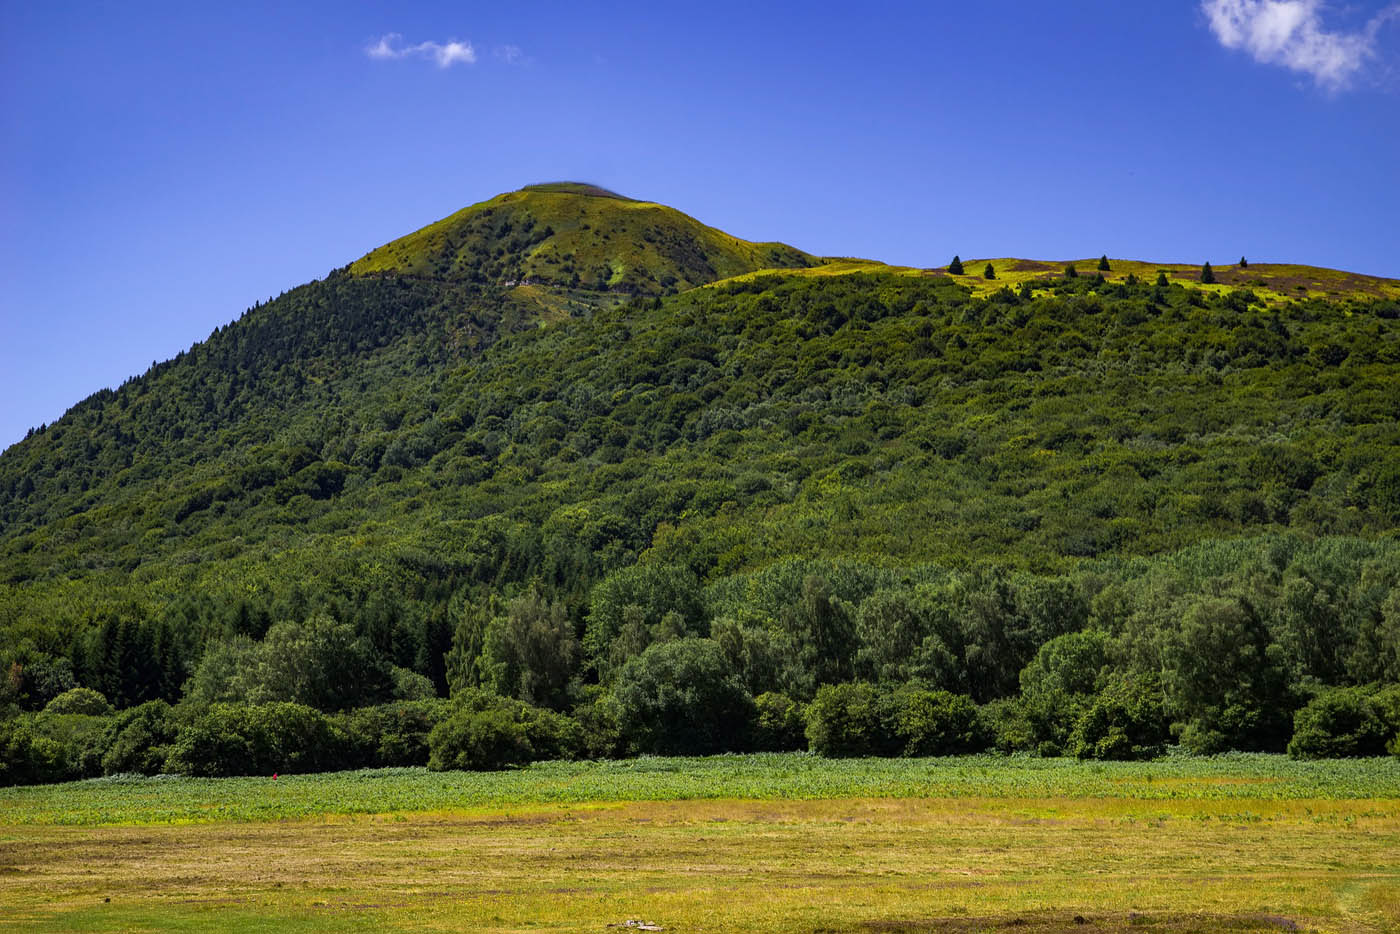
2;754;1398;933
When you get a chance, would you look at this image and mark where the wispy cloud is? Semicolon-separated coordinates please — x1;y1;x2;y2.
366;33;477;68
1201;0;1399;90
496;44;526;65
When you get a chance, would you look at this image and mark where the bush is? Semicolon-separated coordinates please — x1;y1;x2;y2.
805;682;897;757
1371;685;1400;752
0;717;69;786
30;710;110;778
980;697;1036;753
338;699;452;768
100;700;181;775
1287;687;1390;759
428;707;534;771
1067;674;1168;761
43;687;113;716
1017;631;1109;750
390;667;437;702
570;689;625;760
427;690;583;771
613;639;754;755
751;692;807;751
164;703;354;777
892;689;987;756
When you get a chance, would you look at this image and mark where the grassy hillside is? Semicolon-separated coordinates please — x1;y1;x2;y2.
349;182;816;296
716;256;1400;304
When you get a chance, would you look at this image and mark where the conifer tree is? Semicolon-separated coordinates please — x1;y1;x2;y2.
983;263;996;280
948;255;964;275
1065;263;1078;279
1156;271;1169;287
1201;262;1216;284
1240;256;1248;268
1098;255;1111;271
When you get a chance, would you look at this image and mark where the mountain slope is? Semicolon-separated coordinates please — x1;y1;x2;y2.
2;187;1399;745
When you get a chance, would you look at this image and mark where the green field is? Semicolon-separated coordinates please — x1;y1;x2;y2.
2;754;1398;932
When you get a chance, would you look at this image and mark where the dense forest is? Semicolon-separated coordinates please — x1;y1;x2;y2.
3;186;1400;784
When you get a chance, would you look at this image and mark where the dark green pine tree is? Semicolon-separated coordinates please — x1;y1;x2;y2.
1240;256;1248;268
1065;263;1078;279
983;263;996;280
1156;271;1169;287
948;255;964;275
1201;262;1216;284
1098;254;1111;271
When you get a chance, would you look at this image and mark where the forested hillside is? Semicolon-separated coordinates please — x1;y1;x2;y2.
3;186;1400;784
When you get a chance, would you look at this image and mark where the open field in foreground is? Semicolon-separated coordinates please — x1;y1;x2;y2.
1;755;1397;933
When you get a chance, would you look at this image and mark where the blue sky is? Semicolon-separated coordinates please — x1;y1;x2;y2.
3;0;1399;452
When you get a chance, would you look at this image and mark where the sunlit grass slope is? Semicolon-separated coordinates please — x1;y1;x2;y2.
718;255;1400;303
349;182;816;295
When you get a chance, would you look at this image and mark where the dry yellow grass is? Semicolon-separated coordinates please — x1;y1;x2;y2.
3;795;1397;933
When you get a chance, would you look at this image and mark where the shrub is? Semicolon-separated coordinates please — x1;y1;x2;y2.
1098;255;1111;272
1065;264;1078;279
751;692;807;751
43;687;113;716
338;699;452;768
1371;684;1400;743
805;682;897;757
1018;631;1110;749
427;691;583;771
0;717;69;786
428;707;534;771
570;689;625;760
980;697;1036;753
1287;687;1390;759
892;689;987;756
613;639;754;755
165;703;354;777
30;710;110;778
390;667;437;702
100;700;181;775
1067;674;1168;760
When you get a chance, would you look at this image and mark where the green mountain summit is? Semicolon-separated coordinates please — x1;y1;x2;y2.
349;182;816;295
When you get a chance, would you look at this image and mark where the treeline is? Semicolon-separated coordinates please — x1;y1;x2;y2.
4;535;1399;784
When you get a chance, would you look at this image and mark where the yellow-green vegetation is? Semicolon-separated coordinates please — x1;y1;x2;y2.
717;256;1400;304
2;756;1398;932
349;182;815;296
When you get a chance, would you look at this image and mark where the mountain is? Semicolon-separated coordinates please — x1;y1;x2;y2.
2;184;1399;749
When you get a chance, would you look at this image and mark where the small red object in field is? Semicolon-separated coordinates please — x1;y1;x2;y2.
272;773;279;779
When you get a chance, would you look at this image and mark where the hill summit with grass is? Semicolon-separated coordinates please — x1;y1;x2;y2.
349;182;817;296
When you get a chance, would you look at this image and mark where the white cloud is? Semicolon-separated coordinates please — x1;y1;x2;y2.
366;33;477;68
1201;0;1399;90
496;44;525;65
